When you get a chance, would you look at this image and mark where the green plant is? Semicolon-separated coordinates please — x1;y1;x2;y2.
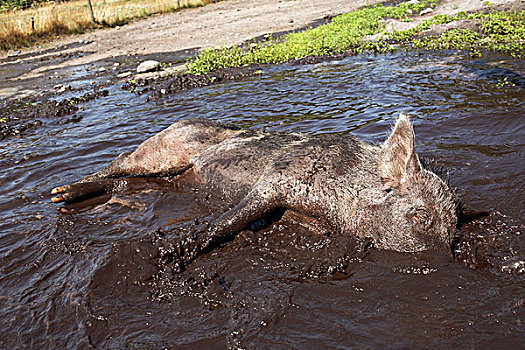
187;0;439;74
388;10;524;58
496;77;516;87
470;49;482;57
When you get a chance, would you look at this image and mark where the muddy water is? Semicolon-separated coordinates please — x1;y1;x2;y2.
1;50;523;348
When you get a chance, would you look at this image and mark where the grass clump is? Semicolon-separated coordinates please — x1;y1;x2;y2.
188;1;524;75
412;28;480;50
389;10;525;57
187;0;438;74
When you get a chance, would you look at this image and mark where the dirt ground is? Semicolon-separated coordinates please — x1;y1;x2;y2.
1;0;522;102
0;0;383;101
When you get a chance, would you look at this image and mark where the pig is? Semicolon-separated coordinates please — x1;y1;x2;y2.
51;113;458;265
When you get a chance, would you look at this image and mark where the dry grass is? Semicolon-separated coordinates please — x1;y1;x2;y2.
0;0;215;51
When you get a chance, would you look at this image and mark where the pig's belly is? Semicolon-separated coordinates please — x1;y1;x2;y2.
189;131;292;205
191;153;267;206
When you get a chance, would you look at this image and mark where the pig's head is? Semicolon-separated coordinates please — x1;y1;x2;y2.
357;113;458;253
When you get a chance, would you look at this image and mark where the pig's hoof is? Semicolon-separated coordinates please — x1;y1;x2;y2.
50;181;113;204
50;185;72;203
51;185;68;195
51;195;65;203
51;185;69;203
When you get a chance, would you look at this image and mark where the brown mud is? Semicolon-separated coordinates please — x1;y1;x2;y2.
124;65;265;101
1;45;523;347
454;211;525;273
81;208;522;348
0;88;108;140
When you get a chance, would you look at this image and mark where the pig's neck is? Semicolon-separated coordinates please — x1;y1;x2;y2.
325;146;383;236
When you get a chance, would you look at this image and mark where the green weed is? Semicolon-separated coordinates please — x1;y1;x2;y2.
496;77;516;87
187;0;438;74
387;10;524;57
188;1;524;74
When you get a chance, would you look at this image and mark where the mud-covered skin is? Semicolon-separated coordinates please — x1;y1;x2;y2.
52;114;458;266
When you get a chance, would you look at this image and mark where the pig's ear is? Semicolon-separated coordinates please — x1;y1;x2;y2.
379;112;422;189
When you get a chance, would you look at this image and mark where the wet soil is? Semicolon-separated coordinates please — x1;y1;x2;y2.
82;209;524;348
454;212;525;273
0;88;108;140
124;66;266;101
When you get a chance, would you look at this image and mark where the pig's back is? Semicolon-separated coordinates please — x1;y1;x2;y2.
190;129;375;205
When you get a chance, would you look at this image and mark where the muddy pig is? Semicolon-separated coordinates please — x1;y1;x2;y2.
51;113;458;265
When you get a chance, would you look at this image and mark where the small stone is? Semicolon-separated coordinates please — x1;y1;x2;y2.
113;62;120;67
406;0;419;4
420;8;434;15
99;67;106;72
406;9;413;14
7;50;21;57
117;71;132;78
160;89;166;94
55;84;71;94
137;60;160;73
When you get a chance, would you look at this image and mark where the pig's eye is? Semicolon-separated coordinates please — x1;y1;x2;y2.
411;208;431;227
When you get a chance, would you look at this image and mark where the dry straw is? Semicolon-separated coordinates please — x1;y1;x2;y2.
1;0;212;51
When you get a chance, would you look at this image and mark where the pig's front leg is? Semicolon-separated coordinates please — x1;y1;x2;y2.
51;119;240;204
169;181;285;270
50;178;128;203
51;145;191;203
51;151;136;203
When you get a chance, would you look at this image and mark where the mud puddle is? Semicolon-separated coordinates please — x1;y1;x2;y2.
0;49;523;348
